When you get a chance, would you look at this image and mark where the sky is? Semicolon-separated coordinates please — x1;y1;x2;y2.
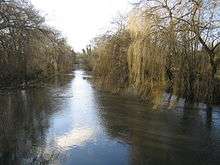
31;0;132;52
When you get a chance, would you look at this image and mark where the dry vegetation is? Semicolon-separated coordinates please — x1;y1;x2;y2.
84;0;220;104
0;0;75;87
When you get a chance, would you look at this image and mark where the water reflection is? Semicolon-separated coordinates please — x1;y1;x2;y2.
55;128;94;151
0;90;53;164
0;70;220;165
97;93;220;165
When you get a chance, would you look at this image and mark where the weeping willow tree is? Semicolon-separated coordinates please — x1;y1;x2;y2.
92;30;131;93
126;9;166;102
85;0;220;104
134;0;220;104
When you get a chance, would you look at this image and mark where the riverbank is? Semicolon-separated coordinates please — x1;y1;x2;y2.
0;0;75;92
0;70;76;91
92;77;220;109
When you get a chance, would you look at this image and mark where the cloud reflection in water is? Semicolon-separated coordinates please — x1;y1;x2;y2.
55;128;94;151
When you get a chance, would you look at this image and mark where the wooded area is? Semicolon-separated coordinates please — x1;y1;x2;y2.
84;0;220;104
0;0;75;87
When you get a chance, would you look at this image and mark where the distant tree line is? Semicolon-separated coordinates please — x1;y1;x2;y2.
85;0;220;104
0;0;75;87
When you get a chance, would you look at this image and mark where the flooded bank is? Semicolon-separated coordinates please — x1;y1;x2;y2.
0;70;220;165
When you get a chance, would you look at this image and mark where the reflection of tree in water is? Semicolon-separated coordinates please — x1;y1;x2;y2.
0;75;73;164
97;92;220;165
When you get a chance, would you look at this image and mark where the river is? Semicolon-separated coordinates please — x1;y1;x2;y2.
0;69;220;165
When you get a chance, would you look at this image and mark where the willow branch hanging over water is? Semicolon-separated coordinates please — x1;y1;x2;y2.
84;0;220;105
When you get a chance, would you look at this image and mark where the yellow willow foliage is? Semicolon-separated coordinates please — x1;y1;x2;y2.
91;6;220;104
127;8;154;38
93;31;131;92
94;42;113;81
127;12;166;103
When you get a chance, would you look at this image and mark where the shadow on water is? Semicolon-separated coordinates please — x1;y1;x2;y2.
0;89;53;164
0;69;220;165
0;75;73;164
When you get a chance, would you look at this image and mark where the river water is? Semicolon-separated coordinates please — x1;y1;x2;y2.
0;69;220;165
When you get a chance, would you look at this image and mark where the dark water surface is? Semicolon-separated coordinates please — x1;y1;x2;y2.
0;70;220;165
